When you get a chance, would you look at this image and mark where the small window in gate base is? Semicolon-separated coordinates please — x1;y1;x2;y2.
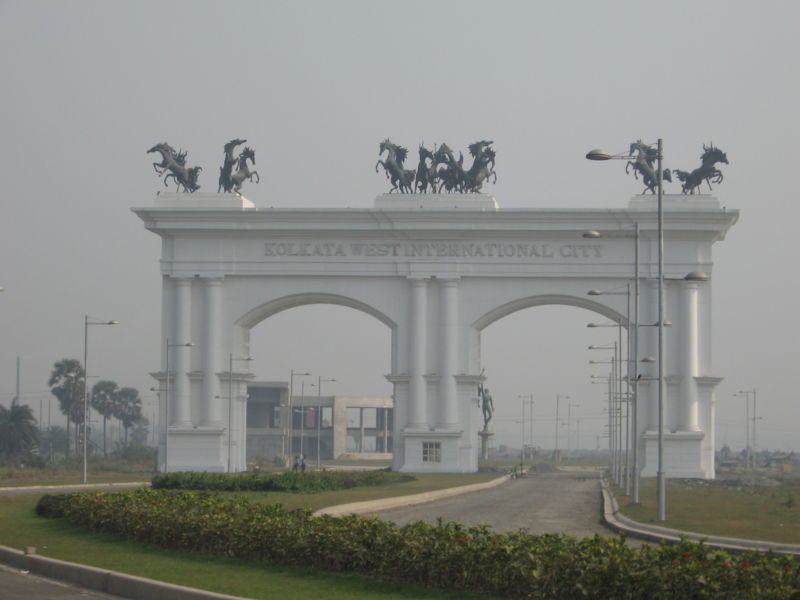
422;441;441;463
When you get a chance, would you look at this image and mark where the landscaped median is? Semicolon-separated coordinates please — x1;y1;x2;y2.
35;487;800;599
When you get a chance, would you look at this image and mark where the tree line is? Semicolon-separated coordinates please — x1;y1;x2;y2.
46;358;146;460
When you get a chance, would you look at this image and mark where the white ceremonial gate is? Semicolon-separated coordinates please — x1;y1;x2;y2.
133;193;738;476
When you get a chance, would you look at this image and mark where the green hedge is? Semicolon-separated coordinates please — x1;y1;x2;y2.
150;470;414;493
37;489;799;599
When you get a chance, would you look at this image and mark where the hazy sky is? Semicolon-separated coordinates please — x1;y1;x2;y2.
1;1;798;453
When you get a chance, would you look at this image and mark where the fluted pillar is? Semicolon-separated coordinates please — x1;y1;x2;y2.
679;281;700;431
202;278;223;426
173;277;193;427
408;277;429;428
439;278;459;429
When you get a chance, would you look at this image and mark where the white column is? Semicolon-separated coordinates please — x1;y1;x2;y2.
173;278;193;427
202;278;223;426
679;281;700;431
438;278;459;429
408;277;428;428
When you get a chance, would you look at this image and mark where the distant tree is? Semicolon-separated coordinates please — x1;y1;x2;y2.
48;359;85;460
0;403;39;460
130;416;150;447
113;387;142;446
91;380;118;457
39;425;68;461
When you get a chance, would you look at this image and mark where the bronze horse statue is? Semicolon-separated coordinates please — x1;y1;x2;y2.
415;144;438;193
673;144;728;194
147;143;201;192
434;143;465;193
626;140;672;194
229;146;259;193
376;139;416;193
218;138;247;193
463;140;497;192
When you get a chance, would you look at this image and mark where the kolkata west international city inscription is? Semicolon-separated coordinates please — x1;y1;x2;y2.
264;241;603;259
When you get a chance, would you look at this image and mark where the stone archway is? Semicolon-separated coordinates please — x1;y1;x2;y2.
134;192;737;476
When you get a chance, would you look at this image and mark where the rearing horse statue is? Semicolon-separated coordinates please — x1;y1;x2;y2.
229;146;259;194
376;139;416;193
218;138;247;193
626;140;672;194
147;142;202;193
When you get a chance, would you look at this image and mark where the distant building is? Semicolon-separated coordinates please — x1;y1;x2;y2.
246;381;393;463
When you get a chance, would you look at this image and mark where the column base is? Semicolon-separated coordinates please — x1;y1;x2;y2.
164;427;225;472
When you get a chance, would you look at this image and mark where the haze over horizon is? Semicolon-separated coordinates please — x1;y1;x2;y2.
1;1;798;455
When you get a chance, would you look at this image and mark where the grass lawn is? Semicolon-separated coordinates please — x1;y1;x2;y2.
0;474;503;599
0;466;154;487
615;476;800;544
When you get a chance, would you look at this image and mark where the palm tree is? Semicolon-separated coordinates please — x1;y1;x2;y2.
48;358;85;460
91;380;118;457
114;387;142;447
0;403;39;460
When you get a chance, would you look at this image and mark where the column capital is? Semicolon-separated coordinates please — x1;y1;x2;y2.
438;277;460;287
407;276;431;285
203;277;225;286
174;277;193;287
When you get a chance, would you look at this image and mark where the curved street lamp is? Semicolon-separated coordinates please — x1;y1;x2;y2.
82;316;118;484
587;138;668;521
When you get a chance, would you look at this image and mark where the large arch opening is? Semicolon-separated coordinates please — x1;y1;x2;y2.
475;297;628;463
239;296;394;465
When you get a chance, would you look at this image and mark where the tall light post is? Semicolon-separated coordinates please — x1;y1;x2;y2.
227;353;253;473
734;388;757;470
82;316;118;484
567;402;580;458
518;394;534;462
314;376;336;470
286;370;311;460
587;138;668;520
589;342;618;481
555;393;570;463
163;339;193;473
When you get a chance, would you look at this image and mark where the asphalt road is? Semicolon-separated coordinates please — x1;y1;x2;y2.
367;468;614;537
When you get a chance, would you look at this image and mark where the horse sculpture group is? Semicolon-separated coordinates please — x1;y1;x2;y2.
147;137;727;198
624;140;728;195
147;139;260;194
376;139;497;194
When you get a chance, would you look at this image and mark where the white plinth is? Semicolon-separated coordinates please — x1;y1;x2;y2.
155;192;255;209
374;193;498;211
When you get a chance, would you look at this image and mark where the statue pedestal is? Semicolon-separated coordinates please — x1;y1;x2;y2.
478;430;494;461
374;193;498;211
154;192;255;209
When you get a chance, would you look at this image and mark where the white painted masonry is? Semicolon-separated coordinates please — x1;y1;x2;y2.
133;192;737;476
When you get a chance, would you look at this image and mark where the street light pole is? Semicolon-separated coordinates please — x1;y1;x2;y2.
586;138;667;520
83;316;118;484
315;376;336;470
555;393;570;463
286;370;311;462
567;402;580;459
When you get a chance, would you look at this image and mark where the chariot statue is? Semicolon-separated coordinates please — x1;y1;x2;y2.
673;143;728;194
377;139;497;194
147;143;202;193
